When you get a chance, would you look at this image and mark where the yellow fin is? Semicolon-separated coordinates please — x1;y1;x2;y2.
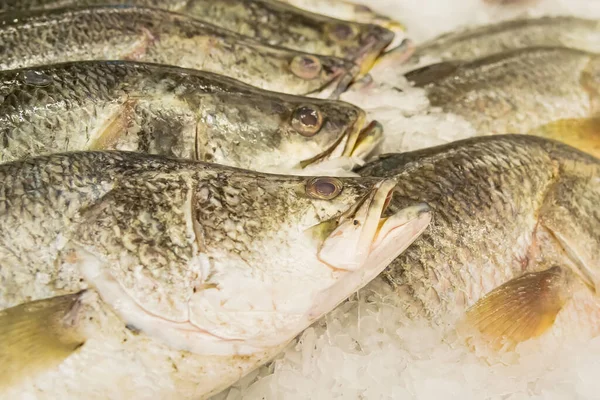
464;267;571;349
0;292;87;389
530;117;600;159
88;99;137;151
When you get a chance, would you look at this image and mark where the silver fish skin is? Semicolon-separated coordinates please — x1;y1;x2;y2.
0;0;395;77
403;47;600;158
373;16;600;77
0;151;431;399
0;5;358;98
0;61;380;171
358;135;600;348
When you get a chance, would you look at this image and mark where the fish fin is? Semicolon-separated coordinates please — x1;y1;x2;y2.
0;292;87;388
530;117;600;158
404;61;462;87
465;266;571;348
88;100;138;150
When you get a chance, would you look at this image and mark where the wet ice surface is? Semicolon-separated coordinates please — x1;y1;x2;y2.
211;1;600;399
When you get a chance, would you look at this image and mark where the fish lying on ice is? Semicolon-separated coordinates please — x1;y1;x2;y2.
0;0;395;77
357;135;600;348
0;5;358;98
372;16;600;77
402;47;600;158
0;151;431;399
274;0;407;49
0;61;382;171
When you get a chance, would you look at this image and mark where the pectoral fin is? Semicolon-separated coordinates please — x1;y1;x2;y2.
88;100;137;150
464;266;571;348
0;292;88;388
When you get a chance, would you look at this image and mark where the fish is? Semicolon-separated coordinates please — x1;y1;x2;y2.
402;47;600;158
274;0;407;49
0;150;432;399
0;61;382;172
0;0;395;77
357;135;600;349
0;5;359;98
372;16;600;78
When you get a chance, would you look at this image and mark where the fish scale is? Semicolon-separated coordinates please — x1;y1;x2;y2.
0;60;379;173
359;136;599;340
0;6;358;97
0;150;430;398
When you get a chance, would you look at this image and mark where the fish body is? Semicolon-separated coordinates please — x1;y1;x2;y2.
0;6;358;97
0;61;379;171
358;135;600;347
373;16;600;76
0;151;431;398
405;47;600;157
273;0;406;49
0;0;395;76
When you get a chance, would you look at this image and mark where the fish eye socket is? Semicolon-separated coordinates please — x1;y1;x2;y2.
306;177;343;200
290;55;322;80
329;23;357;41
291;105;323;136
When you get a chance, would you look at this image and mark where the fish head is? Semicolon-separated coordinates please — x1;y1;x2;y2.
196;94;382;171
323;21;395;77
287;52;360;99
80;166;430;357
181;172;431;354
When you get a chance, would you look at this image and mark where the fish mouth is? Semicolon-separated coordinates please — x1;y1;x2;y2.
317;180;431;271
310;62;360;100
378;21;408;51
373;38;416;70
354;27;396;77
298;113;383;168
307;181;431;319
346;120;384;160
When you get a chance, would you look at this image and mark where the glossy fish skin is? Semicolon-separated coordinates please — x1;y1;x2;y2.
0;151;431;398
405;47;600;158
0;0;395;76
0;6;358;98
358;135;600;347
273;0;406;49
0;61;375;171
275;0;402;28
375;16;600;75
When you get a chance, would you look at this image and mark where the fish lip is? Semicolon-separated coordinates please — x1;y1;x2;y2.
307;62;360;100
371;38;416;73
344;120;384;160
379;21;409;51
297;110;373;169
307;191;431;321
353;27;396;77
382;38;416;63
317;179;399;271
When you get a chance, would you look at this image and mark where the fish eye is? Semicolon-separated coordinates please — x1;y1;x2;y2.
306;177;343;200
291;105;323;136
328;23;357;42
290;55;322;80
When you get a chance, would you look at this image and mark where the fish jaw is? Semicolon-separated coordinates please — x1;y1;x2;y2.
370;38;417;76
318;180;430;271
353;25;396;77
306;202;431;321
298;112;383;169
347;120;384;160
314;63;360;100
